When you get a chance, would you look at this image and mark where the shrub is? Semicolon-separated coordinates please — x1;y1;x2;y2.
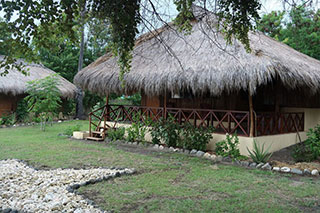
292;125;320;162
64;124;81;136
247;140;272;163
150;116;182;147
150;117;214;150
181;124;214;151
215;132;241;159
16;99;29;122
126;113;151;142
107;127;125;141
0;113;16;126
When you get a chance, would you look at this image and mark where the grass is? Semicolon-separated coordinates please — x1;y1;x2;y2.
0;120;320;212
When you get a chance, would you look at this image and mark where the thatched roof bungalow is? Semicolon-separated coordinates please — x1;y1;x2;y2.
0;55;77;116
74;6;320;154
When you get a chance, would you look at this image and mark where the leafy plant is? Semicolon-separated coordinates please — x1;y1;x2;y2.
0;113;16;126
215;132;241;159
126;113;151;142
150;117;214;150
181;124;214;151
107;127;125;141
64;124;81;136
150;116;182;147
292;125;320;162
16;99;29;122
24;74;62;131
247;140;272;163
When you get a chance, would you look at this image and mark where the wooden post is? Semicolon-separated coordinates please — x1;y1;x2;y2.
105;94;109;123
249;93;254;137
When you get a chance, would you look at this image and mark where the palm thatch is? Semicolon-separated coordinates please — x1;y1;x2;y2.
0;56;77;99
74;6;320;97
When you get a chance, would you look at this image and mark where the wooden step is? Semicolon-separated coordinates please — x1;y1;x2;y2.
91;131;105;135
86;136;104;141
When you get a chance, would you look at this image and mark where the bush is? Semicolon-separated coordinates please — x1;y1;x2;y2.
247;140;272;163
107;127;125;141
150;117;214;150
16;99;29;122
64;124;81;136
150;116;182;147
126;113;151;142
215;133;241;159
292;125;320;162
181;124;213;151
0;113;16;126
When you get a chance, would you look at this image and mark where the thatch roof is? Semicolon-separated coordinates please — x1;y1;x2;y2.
74;6;320;97
0;56;77;99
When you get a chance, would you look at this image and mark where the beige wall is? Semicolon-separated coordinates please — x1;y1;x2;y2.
104;107;319;156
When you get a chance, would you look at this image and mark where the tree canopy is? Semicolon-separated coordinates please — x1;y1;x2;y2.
258;4;320;60
0;0;261;78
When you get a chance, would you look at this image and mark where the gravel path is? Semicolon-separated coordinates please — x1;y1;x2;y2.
0;159;135;212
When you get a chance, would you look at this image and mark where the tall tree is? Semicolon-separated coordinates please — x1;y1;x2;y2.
76;0;86;119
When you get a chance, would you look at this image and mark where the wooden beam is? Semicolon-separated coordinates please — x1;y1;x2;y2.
249;93;254;137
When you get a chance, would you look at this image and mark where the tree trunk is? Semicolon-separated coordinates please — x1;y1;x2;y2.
75;0;86;120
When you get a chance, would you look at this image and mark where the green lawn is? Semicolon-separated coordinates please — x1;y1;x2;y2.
0;120;319;212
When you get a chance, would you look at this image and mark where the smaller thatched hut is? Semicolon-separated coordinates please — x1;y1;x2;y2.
74;6;320;154
0;55;77;117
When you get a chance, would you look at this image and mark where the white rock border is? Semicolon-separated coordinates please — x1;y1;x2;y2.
120;141;320;177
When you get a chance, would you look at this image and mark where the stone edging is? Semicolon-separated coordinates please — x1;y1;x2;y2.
0;119;76;129
118;141;320;177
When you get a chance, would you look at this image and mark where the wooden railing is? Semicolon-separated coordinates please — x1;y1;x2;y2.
89;105;305;137
105;105;251;136
255;112;304;136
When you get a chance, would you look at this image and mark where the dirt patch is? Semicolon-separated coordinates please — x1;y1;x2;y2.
268;143;320;171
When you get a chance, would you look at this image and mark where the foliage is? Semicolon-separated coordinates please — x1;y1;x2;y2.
150;117;214;150
64;124;81;136
292;125;320;162
0;112;16;126
216;0;261;52
109;93;141;106
258;5;320;60
126;113;151;142
247;140;272;163
34;21;105;114
83;90;104;113
24;74;62;131
1;0;263;78
215;132;241;159
107;127;125;141
181;124;214;151
16;99;29;122
150;116;182;147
